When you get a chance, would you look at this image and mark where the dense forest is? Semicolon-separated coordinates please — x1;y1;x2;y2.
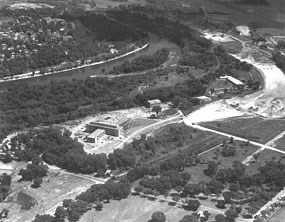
0;70;207;142
10;129;107;174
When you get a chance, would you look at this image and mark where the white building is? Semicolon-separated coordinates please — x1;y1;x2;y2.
86;129;105;143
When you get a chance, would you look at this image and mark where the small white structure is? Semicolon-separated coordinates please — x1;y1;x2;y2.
220;75;244;87
236;26;251;36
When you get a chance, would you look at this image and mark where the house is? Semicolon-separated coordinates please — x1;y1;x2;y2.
147;99;161;108
86;129;105;143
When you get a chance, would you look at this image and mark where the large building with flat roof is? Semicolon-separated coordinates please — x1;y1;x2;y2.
86;129;105;143
86;122;119;137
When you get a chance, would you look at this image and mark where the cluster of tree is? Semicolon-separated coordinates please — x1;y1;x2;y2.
179;210;211;222
0;73;205;144
77;180;131;203
10;128;107;174
107;8;199;47
272;52;285;73
202;160;285;217
0;173;12;202
0;76;143;141
32;199;91;222
32;180;131;222
179;53;217;70
138;170;191;195
117;124;203;172
19;158;48;188
111;48;169;74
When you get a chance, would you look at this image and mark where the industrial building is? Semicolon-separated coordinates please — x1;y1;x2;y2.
86;122;119;137
147;99;161;108
86;129;105;143
86;117;130;137
220;75;245;89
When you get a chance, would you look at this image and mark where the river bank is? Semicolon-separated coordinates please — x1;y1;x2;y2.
185;33;285;124
0;33;181;89
0;43;150;83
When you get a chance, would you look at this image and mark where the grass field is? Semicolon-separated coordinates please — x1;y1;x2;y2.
79;195;218;222
246;149;285;175
2;171;95;222
202;117;285;143
268;207;285;222
184;140;258;183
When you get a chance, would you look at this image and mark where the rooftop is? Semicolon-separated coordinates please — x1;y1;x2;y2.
148;99;161;105
88;129;105;138
220;75;244;86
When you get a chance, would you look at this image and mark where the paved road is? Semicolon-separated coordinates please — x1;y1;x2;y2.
112;113;183;151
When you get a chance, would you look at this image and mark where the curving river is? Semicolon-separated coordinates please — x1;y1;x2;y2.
0;33;181;89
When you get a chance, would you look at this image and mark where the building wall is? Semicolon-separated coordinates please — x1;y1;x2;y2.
86;123;119;137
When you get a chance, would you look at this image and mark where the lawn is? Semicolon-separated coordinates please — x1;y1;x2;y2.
2;172;95;222
184;141;258;183
199;141;259;169
144;124;226;166
202;117;285;143
268;207;285;222
245;149;285;175
79;196;217;222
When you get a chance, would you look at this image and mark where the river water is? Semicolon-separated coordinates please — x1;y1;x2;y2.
0;33;181;89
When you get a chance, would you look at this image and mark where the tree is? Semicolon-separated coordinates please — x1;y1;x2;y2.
32;214;55;222
225;208;238;222
150;211;166;222
184;183;202;197
152;106;162;116
54;206;68;221
179;214;199;222
31;177;43;188
203;161;218;177
185;199;201;211
201;211;210;222
215;214;227;222
216;200;226;209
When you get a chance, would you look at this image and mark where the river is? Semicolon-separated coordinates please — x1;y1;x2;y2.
0;33;181;89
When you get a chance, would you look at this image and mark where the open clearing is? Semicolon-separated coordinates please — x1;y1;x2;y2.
2;171;95;222
268;206;285;222
245;149;285;175
185;140;258;183
79;195;217;222
201;117;285;143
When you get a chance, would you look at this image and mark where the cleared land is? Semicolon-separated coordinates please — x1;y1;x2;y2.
201;117;285;143
245;149;285;176
1;169;95;222
79;196;217;222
